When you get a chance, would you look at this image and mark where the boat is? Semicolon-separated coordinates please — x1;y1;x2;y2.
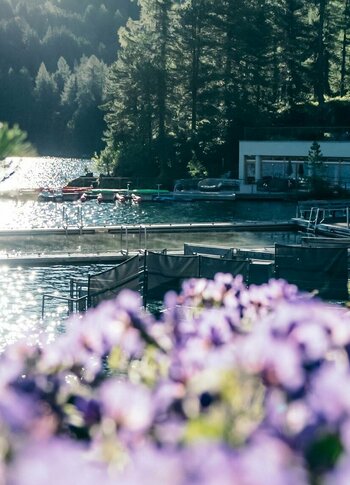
62;186;93;193
80;192;88;203
114;192;126;203
131;193;141;204
173;178;238;201
38;190;64;202
88;188;172;202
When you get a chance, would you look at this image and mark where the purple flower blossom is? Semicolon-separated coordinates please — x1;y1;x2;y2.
0;277;349;483
307;364;350;424
7;438;112;485
231;433;308;485
118;444;183;485
238;326;305;391
99;379;154;434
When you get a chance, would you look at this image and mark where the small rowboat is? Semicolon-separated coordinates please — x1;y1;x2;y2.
114;193;126;203
62;186;92;193
131;193;141;203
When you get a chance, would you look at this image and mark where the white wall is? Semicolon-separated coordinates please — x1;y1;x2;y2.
239;141;350;180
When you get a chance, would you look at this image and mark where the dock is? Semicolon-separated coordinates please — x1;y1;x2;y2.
0;221;297;238
293;199;350;238
0;252;128;266
4;212;350;267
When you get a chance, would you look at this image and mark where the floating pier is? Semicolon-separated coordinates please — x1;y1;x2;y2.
0;221;297;238
0;252;128;266
293;200;350;237
0;221;294;266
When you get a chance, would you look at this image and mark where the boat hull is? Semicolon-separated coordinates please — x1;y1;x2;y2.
173;191;236;201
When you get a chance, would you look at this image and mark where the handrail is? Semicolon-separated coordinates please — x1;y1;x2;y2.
42;293;88;318
120;225;129;255
62;205;83;234
139;225;147;252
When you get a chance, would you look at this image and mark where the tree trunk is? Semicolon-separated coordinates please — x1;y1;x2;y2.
157;0;169;179
314;0;328;107
340;0;350;96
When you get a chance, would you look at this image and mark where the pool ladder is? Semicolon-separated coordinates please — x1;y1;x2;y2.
306;207;325;233
120;225;148;254
62;206;83;234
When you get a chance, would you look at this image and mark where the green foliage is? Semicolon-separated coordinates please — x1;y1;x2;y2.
0;122;36;160
103;0;350;179
2;0;350;170
187;153;208;178
308;141;324;175
92;146;115;176
307;141;328;195
0;0;138;156
308;141;323;164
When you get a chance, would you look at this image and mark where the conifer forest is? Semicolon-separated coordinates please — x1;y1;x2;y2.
1;0;350;179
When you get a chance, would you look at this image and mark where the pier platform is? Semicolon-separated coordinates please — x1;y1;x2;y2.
0;221;297;238
0;246;278;267
0;252;128;266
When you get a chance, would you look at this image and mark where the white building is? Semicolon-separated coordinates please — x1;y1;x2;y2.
238;140;350;192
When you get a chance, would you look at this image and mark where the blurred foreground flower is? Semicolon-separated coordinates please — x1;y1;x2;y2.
0;276;350;484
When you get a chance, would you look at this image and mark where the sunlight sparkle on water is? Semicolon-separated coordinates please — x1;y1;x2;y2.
0;266;65;350
0;157;298;350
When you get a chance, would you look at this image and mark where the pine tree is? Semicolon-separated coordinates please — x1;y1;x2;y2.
308;140;324;177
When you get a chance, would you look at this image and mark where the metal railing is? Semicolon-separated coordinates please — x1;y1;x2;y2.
298;201;350;231
42;293;88;318
62;206;83;234
120;225;148;254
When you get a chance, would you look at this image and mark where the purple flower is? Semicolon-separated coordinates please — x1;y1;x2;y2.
238;328;304;391
196;308;236;346
118;444;183;485
99;379;154;434
307;364;350;424
7;438;111;485
231;433;308;485
181;443;236;485
324;455;350;485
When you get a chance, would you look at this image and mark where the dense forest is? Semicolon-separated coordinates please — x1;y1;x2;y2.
1;0;350;180
0;0;138;156
103;0;350;182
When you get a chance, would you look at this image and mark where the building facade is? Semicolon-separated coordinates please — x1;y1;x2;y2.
238;141;350;192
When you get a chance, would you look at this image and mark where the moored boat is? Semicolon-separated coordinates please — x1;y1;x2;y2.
38;190;64;202
173;178;238;201
62;186;93;193
114;192;126;203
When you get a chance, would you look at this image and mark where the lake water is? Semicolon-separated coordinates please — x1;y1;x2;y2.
0;157;298;349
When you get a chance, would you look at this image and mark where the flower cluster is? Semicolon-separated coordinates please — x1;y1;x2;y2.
1;275;350;484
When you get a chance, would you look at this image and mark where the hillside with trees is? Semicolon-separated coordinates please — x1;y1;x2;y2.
0;0;138;156
1;0;350;179
101;0;350;182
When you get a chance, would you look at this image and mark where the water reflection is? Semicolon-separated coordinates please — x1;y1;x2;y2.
0;230;301;349
0;199;297;230
0;156;299;349
0;264;113;351
1;157;94;191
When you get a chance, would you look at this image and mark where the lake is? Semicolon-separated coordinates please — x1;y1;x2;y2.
0;157;299;349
